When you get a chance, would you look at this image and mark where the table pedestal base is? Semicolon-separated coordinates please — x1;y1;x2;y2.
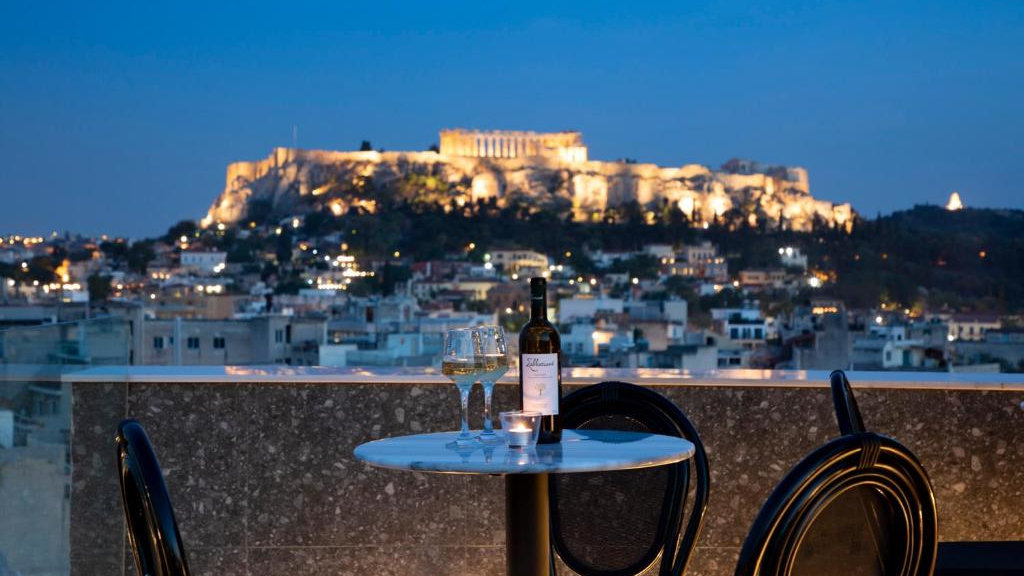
505;473;550;576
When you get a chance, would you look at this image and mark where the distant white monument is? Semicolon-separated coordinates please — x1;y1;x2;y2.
946;191;964;211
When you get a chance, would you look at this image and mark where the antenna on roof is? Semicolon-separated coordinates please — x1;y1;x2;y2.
292;125;298;149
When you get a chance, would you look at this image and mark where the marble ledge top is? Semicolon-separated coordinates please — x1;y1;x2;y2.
56;365;1024;391
354;430;696;475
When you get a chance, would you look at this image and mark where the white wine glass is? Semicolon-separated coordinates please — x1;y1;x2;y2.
474;325;509;443
441;328;481;447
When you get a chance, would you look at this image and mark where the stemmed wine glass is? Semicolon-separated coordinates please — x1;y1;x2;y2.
441;328;482;447
474;325;509;443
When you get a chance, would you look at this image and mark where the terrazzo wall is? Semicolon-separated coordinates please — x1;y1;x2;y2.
70;378;1024;575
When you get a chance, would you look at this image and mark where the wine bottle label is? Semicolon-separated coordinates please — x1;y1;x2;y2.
521;353;559;415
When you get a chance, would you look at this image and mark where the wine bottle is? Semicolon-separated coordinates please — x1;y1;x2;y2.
518;277;562;443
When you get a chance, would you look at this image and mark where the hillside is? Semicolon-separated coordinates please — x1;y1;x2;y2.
201;146;854;233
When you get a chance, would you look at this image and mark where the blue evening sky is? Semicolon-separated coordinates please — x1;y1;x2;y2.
1;1;1021;237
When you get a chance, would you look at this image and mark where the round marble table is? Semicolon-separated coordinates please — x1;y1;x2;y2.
354;429;695;576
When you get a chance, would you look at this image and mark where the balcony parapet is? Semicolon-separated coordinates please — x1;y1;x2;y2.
63;365;1024;391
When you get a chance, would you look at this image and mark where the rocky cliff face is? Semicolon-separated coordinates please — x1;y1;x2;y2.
202;147;854;231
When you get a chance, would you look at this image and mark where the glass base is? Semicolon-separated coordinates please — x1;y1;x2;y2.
446;434;477;448
477;430;502;444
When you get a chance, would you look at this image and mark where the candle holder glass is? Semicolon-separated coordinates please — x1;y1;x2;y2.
499;410;541;448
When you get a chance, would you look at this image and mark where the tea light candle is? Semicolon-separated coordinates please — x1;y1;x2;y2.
500;410;541;448
506;424;533;448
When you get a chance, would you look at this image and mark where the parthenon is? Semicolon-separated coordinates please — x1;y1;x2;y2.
439;129;588;163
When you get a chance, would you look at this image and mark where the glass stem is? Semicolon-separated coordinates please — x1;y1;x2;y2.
482;381;494;434
459;386;471;439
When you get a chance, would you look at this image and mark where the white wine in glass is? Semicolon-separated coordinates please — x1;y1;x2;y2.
474;325;510;442
442;328;483;447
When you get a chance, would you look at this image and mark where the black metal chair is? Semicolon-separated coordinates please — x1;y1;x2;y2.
734;370;939;576
829;370;1024;576
548;380;710;576
116;419;192;576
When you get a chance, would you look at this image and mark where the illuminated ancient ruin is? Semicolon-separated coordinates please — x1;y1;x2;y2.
439;129;587;163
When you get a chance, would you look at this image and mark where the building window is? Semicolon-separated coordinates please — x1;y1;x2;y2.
274;329;284;343
213;337;226;349
730;328;739;339
153;336;164;349
187;337;200;349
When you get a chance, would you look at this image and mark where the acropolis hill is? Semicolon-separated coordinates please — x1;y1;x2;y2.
203;129;854;231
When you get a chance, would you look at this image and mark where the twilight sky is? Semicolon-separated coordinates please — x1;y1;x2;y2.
1;1;1021;237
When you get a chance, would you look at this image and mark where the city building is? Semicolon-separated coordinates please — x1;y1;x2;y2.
778;246;808;270
671;242;728;282
738;269;790;291
488;250;550;275
557;297;624;324
946;313;1002;342
180;251;227;275
140;315;326;366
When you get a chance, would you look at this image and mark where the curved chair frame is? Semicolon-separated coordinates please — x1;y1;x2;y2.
735;371;939;576
116;419;192;576
828;370;1024;576
830;369;865;435
550;381;710;576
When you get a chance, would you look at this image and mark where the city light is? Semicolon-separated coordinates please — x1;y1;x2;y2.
808;277;822;288
875;316;884;324
631;277;639;285
511;273;519;280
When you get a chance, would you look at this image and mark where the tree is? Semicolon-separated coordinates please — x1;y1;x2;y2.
125;242;155;275
359;140;373;151
25;256;57;283
165;220;198;242
87;274;112;302
100;240;128;262
275;228;294;265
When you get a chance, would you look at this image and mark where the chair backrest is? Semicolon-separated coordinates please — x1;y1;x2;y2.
734;371;938;576
830;369;866;435
115;419;192;576
549;381;710;576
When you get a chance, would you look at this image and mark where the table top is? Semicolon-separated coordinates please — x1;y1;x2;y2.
353;429;695;475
